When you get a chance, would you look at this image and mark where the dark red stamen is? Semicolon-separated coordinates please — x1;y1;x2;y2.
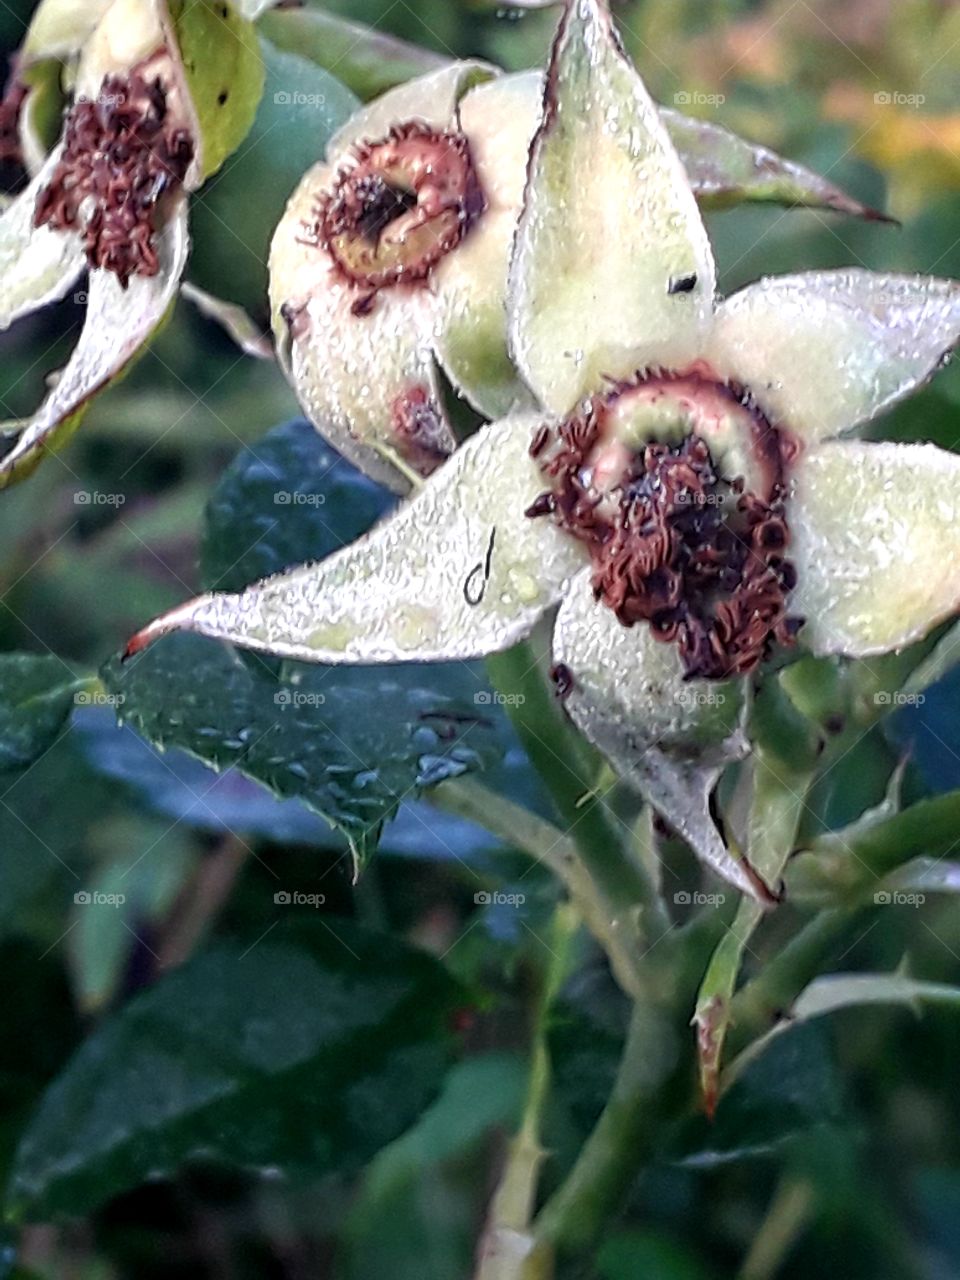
34;70;193;287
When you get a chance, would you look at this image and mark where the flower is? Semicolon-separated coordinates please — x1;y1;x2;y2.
127;0;960;902
0;0;263;486
268;44;889;493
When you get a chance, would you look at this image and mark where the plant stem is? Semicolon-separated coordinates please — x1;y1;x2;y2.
738;1176;814;1280
431;777;648;997
475;905;579;1280
486;642;665;928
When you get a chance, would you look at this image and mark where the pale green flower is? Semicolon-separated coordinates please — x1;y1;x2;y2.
268;36;887;493
129;0;960;902
0;0;263;486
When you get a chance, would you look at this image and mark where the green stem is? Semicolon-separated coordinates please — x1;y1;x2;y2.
431;777;647;998
486;643;664;926
475;905;579;1280
738;1177;814;1280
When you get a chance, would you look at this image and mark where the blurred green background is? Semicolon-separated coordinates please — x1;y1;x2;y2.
1;1;960;1278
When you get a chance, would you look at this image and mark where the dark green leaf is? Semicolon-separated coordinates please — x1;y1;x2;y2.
0;654;81;772
201;417;393;594
101;632;502;871
8;920;461;1218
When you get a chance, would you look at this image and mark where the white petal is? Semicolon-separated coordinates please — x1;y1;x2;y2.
328;61;496;160
432;73;542;419
0;148;86;332
553;570;773;904
126;414;587;664
0;197;189;488
23;0;113;62
788;440;960;656
509;0;716;415
269;162;455;494
707;271;960;442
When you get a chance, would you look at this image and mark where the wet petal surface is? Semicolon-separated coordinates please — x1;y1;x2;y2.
553;570;773;903
509;0;716;415
788;440;960;656
126;414;587;664
708;271;960;441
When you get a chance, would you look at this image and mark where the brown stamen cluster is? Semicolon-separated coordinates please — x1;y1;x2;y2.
528;384;802;681
312;122;485;303
34;71;193;287
0;75;27;194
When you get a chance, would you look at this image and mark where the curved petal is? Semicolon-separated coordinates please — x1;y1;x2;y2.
553;570;774;904
0;148;86;332
707;271;960;442
432;72;541;419
22;0;114;63
125;413;587;664
74;0;166;100
509;0;716;416
269;162;455;494
788;440;960;656
0;196;189;488
328;61;496;160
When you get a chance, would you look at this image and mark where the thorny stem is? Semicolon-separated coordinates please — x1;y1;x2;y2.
430;777;647;998
474;904;579;1280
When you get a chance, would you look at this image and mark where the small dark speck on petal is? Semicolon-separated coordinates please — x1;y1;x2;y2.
668;273;698;295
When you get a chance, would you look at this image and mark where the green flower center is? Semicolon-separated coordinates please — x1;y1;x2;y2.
34;69;193;287
527;370;803;681
318;122;485;300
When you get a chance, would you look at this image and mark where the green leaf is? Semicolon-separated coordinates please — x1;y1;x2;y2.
723;966;960;1097
200;417;393;594
187;37;357;322
8;921;461;1218
0;654;82;772
167;0;265;183
101;632;503;873
257;7;451;100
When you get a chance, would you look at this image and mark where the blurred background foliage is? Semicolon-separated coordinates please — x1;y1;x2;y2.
0;1;959;1278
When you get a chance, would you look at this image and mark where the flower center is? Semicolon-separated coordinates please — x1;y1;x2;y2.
527;370;802;681
34;68;193;288
317;122;485;294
